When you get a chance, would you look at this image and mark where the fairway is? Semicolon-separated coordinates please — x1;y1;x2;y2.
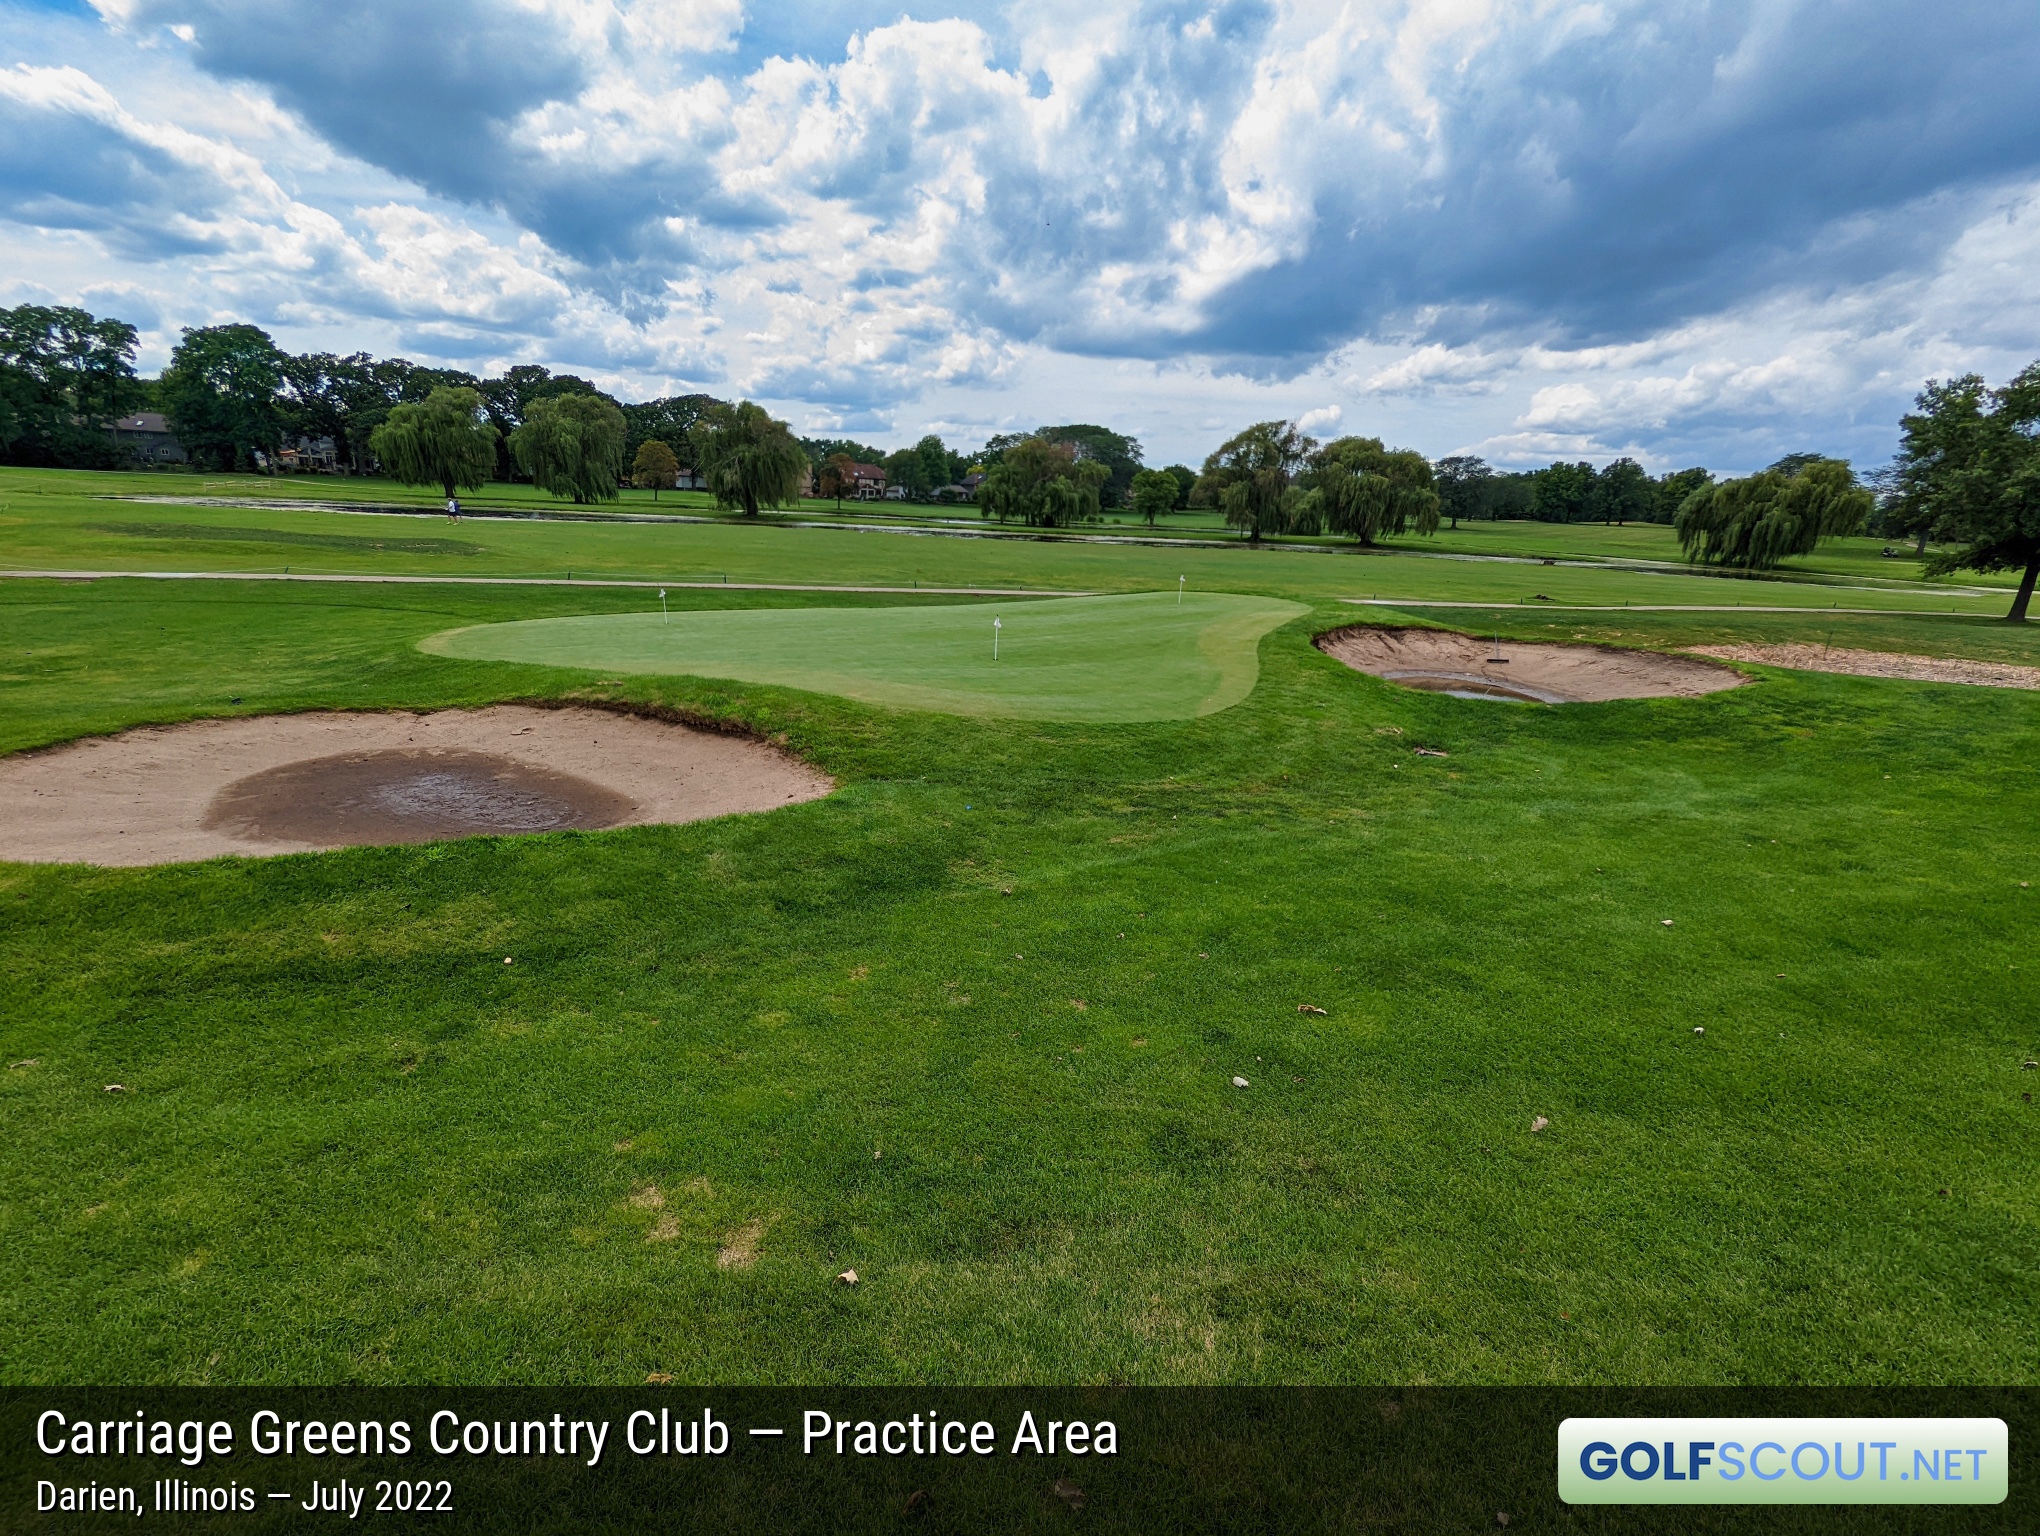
421;591;1309;721
3;478;2036;1393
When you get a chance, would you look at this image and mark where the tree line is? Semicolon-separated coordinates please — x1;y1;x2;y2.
3;303;2034;617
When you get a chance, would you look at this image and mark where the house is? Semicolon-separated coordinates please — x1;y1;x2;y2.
275;435;340;473
110;412;186;465
846;462;886;500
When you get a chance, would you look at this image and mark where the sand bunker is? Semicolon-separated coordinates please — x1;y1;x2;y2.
1317;625;1744;703
1686;644;2040;690
0;705;831;867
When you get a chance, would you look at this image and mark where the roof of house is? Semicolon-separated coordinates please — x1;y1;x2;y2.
114;412;171;433
847;462;885;479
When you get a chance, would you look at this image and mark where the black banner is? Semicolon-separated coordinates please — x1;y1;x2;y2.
4;1388;2029;1533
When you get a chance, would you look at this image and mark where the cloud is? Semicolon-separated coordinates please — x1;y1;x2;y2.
5;1;2039;469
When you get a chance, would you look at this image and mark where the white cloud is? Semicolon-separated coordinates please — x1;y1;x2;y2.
5;1;2038;468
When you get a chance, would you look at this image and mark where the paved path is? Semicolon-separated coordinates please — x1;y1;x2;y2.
0;568;1091;597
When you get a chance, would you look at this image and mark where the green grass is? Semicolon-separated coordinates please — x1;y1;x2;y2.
4;467;2028;626
1;486;2036;1388
421;592;1308;721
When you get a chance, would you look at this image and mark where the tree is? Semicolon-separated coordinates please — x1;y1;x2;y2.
689;400;808;517
159;324;290;471
1433;455;1493;527
1653;467;1712;525
368;386;497;500
622;394;719;482
1306;436;1440;544
480;365;612;480
1037;423;1142;507
1162;464;1197;508
1128;467;1180;527
1887;365;2040;621
975;435;1109;527
0;304;144;467
1592;457;1655;524
1197;421;1313;544
508;392;627;503
817;452;859;507
913;434;957;493
1531;461;1597;523
1674;456;1871;572
883;447;926;499
631;438;680;499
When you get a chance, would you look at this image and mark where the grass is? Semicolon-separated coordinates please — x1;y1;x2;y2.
3;467;2028;625
0;475;2036;1389
421;592;1309;721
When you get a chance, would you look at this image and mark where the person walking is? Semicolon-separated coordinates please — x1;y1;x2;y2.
446;495;460;522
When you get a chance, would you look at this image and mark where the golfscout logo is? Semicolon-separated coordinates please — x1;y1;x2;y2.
1557;1418;2007;1505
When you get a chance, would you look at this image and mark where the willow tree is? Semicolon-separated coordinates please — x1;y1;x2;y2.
1886;365;2040;622
974;436;1108;527
367;385;497;500
1198;420;1312;544
509;392;626;503
1674;456;1870;571
689;400;808;516
1128;467;1179;527
1307;435;1440;544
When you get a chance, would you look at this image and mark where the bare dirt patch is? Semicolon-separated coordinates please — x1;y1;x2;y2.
0;705;831;867
1686;644;2040;690
1318;625;1743;703
716;1218;768;1270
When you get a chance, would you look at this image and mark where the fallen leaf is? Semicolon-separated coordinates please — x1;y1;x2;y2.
1660;919;1674;927
1413;746;1448;758
1297;1004;1328;1015
1052;1479;1086;1511
645;1372;673;1385
1530;1115;1549;1133
837;1269;859;1285
104;1084;126;1093
504;956;514;965
904;1489;931;1519
1693;1026;1705;1035
7;1058;38;1070
1232;1076;1250;1088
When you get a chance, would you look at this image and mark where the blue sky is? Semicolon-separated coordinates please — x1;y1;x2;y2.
5;0;2039;471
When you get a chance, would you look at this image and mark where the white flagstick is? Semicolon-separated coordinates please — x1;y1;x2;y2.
659;588;669;624
1178;575;1185;604
993;616;1001;659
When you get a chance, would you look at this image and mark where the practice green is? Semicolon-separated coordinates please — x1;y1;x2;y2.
420;591;1308;721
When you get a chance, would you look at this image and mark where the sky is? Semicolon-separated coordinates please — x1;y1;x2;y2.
4;1;2039;473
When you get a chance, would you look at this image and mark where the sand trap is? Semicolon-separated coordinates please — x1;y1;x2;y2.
1686;644;2040;690
0;705;832;867
1317;625;1744;703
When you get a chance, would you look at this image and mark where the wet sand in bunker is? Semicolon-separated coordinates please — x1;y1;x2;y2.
0;705;832;867
1317;625;1745;703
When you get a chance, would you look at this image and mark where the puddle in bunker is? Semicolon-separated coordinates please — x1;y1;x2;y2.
203;749;638;846
1379;671;1566;705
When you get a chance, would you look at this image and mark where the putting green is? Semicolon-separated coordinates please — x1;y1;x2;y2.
421;591;1309;721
